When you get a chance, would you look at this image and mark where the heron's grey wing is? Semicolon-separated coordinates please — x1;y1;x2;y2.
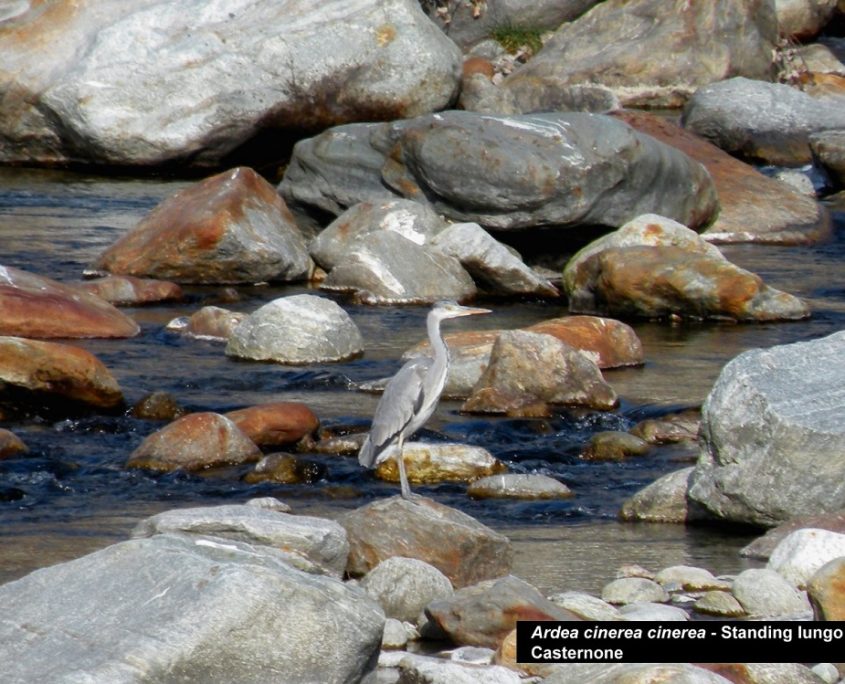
358;357;431;468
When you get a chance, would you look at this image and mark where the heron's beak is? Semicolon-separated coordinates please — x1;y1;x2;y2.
455;305;492;317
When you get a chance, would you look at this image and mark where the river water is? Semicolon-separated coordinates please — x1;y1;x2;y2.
0;167;843;595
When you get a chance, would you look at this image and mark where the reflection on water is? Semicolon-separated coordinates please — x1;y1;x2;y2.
0;167;842;593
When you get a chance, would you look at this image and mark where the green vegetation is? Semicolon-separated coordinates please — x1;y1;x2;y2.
491;25;544;56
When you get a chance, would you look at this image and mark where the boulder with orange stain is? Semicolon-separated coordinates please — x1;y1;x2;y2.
808;556;845;621
0;336;124;411
0;265;139;339
126;412;261;472
225;402;319;447
93;167;311;284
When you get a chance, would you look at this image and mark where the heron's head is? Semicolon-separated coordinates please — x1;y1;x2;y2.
431;300;491;321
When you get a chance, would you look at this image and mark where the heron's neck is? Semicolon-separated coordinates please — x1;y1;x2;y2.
427;313;449;372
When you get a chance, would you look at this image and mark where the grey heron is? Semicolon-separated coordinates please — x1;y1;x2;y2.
359;300;491;498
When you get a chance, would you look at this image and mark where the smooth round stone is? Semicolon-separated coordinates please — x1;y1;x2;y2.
693;591;746;617
601;577;669;605
548;591;624;621
654;565;731;592
619;602;689;621
467;473;573;499
731;568;812;618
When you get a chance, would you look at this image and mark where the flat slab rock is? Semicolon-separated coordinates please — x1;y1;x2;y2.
341;495;512;588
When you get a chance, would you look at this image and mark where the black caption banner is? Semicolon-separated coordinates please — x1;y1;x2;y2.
516;621;845;664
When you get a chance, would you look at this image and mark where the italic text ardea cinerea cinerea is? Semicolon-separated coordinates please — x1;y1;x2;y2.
359;301;491;498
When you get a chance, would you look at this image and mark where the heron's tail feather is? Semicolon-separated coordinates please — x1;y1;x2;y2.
358;435;376;468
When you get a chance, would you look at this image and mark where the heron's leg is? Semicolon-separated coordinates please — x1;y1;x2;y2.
397;434;412;499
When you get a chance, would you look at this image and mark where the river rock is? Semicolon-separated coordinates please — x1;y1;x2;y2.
166;306;247;341
373;443;506;487
689;331;845;527
630;409;700;444
692;591;746;617
682;77;845;166
130;391;186;421
730;568;813;617
126;412;261;472
619;467;695;524
132;503;349;577
321;231;477;304
280;111;718;233
548;591;624;621
93;168;311;284
543;663;736;684
524;316;644;369
76;275;183;306
741;511;845;559
0;336;124;411
0;534;383;684
618;602;689;621
423;0;598;50
360;556;453;624
462;330;618;416
309;198;447;271
396;653;521;684
341;495;513;588
776;0;839;39
225;402;319;447
615;109;829;245
0;0;460;167
807;556;845;620
768;528;845;588
0;428;27;458
581;431;651;461
654;565;730;592
425;575;581;649
810;130;845;186
243;453;325;486
564;214;810;321
225;294;363;363
429;222;559;297
502;0;777;109
601;577;669;605
467;473;573;500
0;265;139;338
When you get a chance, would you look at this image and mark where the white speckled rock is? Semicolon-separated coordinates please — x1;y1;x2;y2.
731;568;813;617
767;528;845;588
225;294;363;363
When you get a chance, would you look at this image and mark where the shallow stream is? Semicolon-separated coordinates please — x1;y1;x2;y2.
1;167;843;594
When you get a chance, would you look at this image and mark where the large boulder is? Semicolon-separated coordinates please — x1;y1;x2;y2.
0;0;461;167
0;265;139;338
225;294;363;363
682;77;845;166
0;336;124;412
775;0;839;40
563;214;810;322
92;167;312;284
341;495;513;588
0;534;383;683
615;109;829;245
320;231;477;304
689;331;845;527
501;0;778;108
280;111;718;233
132;504;350;578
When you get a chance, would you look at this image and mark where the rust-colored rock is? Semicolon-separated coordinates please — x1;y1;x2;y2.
808;556;845;621
425;575;581;649
92;167;311;284
0;265;139;339
614;110;829;245
225;402;319;447
525;315;643;368
167;306;247;341
341;495;512;588
0;429;28;458
0;336;123;410
130;391;186;421
462;57;494;79
373;443;506;485
243;453;325;485
76;275;183;305
126;412;261;472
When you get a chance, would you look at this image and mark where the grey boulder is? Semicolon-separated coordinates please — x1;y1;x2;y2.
0;534;384;684
280;111;718;233
1;0;460;167
689;331;845;526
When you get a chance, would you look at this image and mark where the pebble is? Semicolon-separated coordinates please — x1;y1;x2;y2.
601;577;669;605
